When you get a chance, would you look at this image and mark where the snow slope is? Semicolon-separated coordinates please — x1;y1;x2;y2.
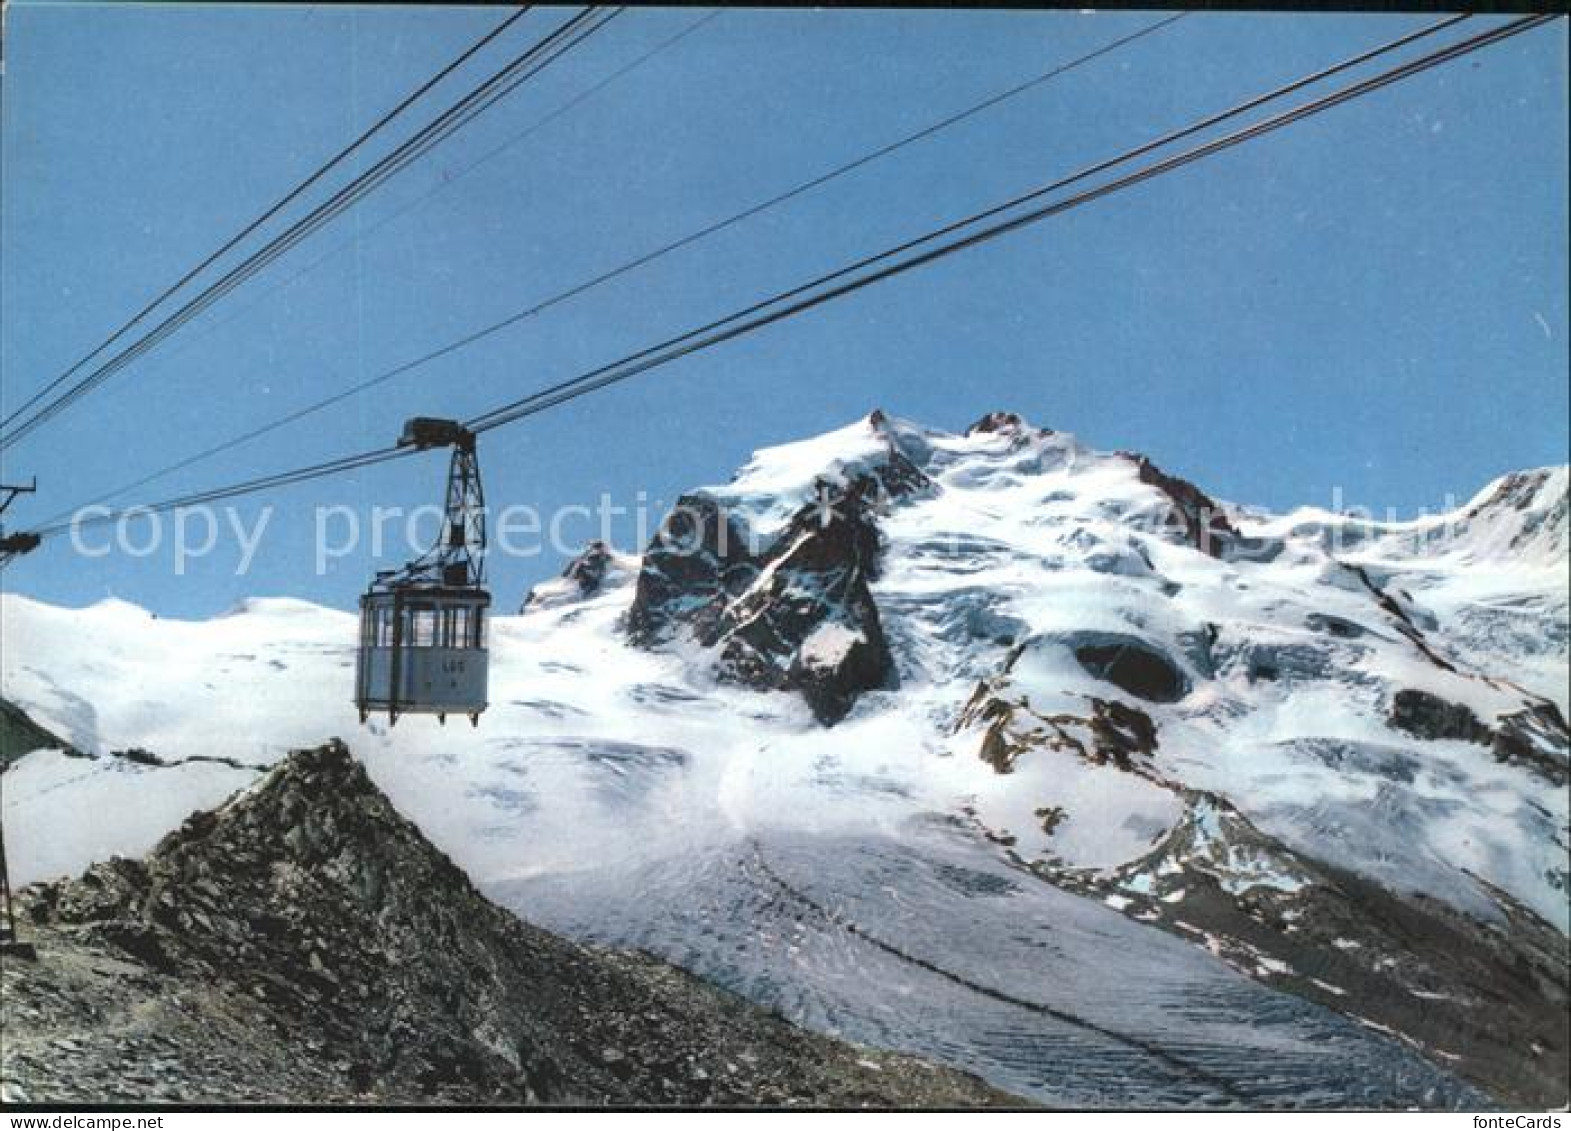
3;411;1564;1106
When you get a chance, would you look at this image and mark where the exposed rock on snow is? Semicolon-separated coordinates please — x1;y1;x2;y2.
1387;688;1569;786
1120;452;1238;558
520;541;636;612
106;747;268;773
1445;466;1568;563
1;741;1014;1106
961;682;1160;776
625;494;753;647
713;476;893;724
1242;465;1567;707
1072;638;1190;704
965;410;1033;438
627;464;895;724
1491;701;1570;786
1030;789;1569;1109
1388;687;1493;744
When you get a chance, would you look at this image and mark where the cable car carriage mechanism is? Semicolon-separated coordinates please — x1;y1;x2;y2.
355;418;490;727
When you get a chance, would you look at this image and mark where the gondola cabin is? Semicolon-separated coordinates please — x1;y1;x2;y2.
354;417;490;726
355;583;490;725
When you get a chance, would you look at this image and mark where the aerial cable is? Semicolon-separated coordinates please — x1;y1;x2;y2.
30;8;723;530
30;12;1525;534
63;447;412;527
26;14;1554;543
463;11;1507;433
112;8;727;396
0;7;617;452
0;7;621;452
27;10;1200;518
43;10;1465;518
0;6;531;436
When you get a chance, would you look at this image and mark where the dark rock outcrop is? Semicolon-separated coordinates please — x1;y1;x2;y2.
1;698;79;768
1082;698;1161;767
713;477;892;725
964;411;1059;447
960;685;1159;775
2;741;1014;1106
1459;467;1568;557
521;541;632;612
562;540;619;592
861;410;937;503
1342;563;1457;672
105;747;268;773
1074;641;1190;704
626;475;898;725
1034;791;1569;1110
625;494;754;647
966;411;1031;437
1491;701;1570;786
1120;453;1238;558
1387;691;1569;784
1388;688;1492;745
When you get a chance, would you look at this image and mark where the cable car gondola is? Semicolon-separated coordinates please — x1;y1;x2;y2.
355;418;490;726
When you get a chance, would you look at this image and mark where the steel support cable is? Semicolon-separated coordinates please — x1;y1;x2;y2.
53;9;1464;515
1;8;614;451
0;7;621;452
57;448;413;528
32;14;1534;534
465;12;1522;434
35;11;1308;519
0;6;534;436
0;9;601;453
27;14;1555;542
92;8;728;407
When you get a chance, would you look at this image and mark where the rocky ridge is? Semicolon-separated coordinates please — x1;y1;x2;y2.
1;696;77;768
624;413;932;723
1;741;1015;1106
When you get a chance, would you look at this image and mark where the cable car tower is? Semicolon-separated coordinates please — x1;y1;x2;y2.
355;418;490;726
0;479;41;569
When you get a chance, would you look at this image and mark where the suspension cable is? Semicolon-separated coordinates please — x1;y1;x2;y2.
0;7;622;452
26;11;1219;518
0;7;532;437
40;11;1468;518
23;15;1555;546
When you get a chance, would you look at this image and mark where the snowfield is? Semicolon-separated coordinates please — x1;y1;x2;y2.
3;411;1565;1107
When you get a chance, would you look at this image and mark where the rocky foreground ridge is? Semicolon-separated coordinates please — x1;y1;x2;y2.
0;741;1015;1106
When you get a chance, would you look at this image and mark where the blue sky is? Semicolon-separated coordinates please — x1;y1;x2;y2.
2;6;1566;618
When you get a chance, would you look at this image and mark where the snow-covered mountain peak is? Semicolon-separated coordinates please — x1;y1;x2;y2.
609;412;1569;921
4;410;1566;1107
1240;463;1569;571
702;409;934;544
1448;464;1569;565
520;540;639;612
696;409;1236;561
